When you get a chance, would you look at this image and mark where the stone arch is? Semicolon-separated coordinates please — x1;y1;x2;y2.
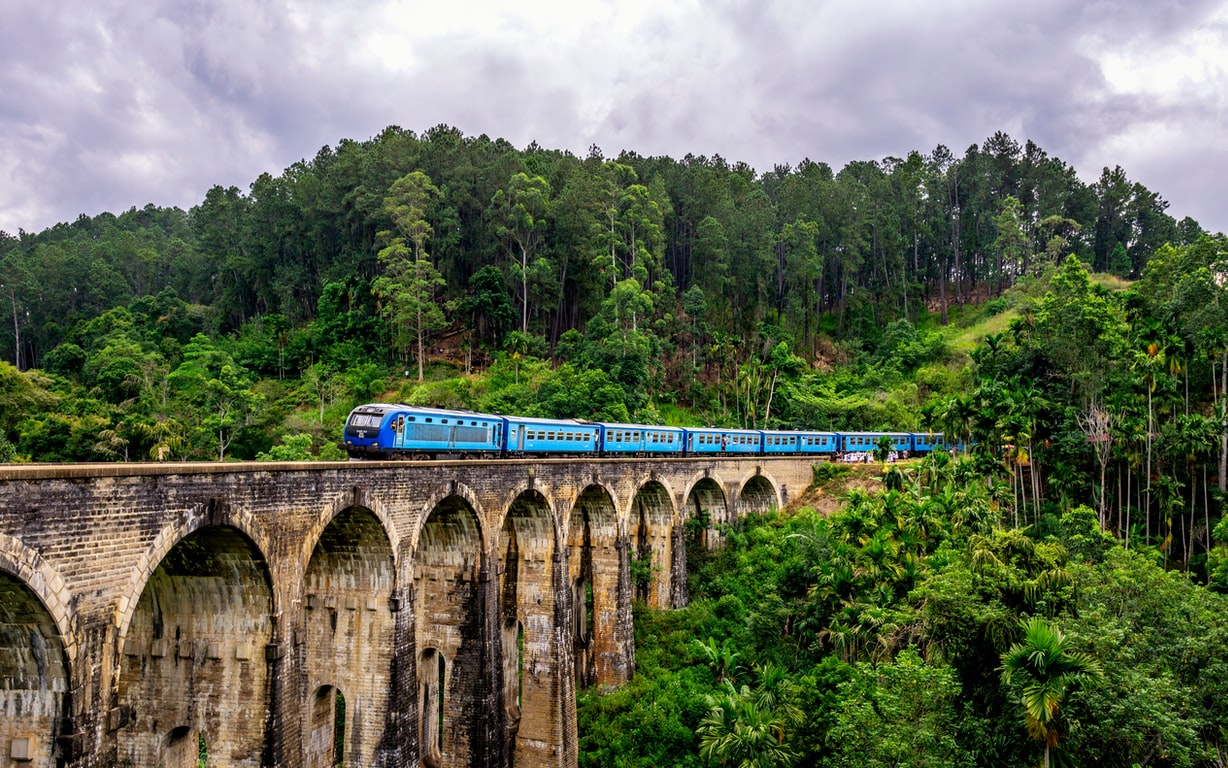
116;524;275;768
567;485;629;687
114;501;277;643
498;489;561;765
158;725;198;768
0;532;75;662
628;481;676;608
0;563;72;766
302;505;396;768
300;487;400;576
682;476;729;549
735;472;780;518
410;482;487;558
413;494;486;768
304;684;345;768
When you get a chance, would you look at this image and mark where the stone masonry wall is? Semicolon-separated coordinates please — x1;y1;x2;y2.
0;456;816;768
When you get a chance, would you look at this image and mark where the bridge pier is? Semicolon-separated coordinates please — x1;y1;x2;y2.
0;456;815;767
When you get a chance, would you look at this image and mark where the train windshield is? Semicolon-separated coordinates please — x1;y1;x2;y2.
348;413;383;428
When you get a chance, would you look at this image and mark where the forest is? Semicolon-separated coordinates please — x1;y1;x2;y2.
3;124;1228;765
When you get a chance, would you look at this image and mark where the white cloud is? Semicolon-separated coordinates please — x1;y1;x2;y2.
1;0;1226;235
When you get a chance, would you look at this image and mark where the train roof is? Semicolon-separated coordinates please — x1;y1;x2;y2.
686;426;762;434
503;414;594;427
597;422;684;431
350;403;503;420
762;429;838;435
839;431;912;436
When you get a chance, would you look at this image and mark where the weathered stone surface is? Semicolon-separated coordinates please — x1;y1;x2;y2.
0;456;815;767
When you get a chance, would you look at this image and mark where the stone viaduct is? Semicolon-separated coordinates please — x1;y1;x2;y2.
0;456;816;768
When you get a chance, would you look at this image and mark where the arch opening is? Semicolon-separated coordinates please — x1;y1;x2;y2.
418;649;445;768
683;478;729;591
630;481;674;608
567;486;621;688
737;475;778;519
497;488;558;765
0;568;70;766
414;496;482;767
302;506;394;768
305;685;345;768
117;525;273;768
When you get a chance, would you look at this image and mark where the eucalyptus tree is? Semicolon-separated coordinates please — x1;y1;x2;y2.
493;171;553;334
372;171;447;381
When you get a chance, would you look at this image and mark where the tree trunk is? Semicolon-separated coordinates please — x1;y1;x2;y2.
1221;349;1227;492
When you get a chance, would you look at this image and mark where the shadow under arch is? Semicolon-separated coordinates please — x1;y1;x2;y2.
299;486;401;578
116;524;275;768
113;501;277;643
0;563;72;766
629;480;676;608
0;532;75;662
302;505;396;768
413;493;489;768
568;484;631;688
736;472;780;518
498;488;563;765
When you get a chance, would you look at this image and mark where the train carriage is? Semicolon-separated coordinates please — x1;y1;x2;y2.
795;431;840;455
838;432;912;456
598;423;685;455
685;428;762;455
761;430;801;455
505;416;600;456
911;432;947;453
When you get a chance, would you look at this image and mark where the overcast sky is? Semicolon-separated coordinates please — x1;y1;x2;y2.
2;0;1226;237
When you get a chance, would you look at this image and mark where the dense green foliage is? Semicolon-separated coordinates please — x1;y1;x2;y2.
0;127;1212;459
4;124;1228;764
2;125;1228;571
577;460;1228;767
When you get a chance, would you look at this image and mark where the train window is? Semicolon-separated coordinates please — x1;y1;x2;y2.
442;418;449;424
407;416;416;423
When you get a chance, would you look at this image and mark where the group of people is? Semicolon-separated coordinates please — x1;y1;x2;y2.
838;450;902;463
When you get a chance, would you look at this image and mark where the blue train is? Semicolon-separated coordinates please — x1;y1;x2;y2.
342;403;950;460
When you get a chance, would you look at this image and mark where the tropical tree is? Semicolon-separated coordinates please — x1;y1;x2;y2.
697;686;798;768
999;617;1101;768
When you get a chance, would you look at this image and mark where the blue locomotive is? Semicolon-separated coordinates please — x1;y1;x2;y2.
342;403;950;460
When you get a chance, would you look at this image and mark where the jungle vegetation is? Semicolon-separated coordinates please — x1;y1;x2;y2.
4;124;1228;765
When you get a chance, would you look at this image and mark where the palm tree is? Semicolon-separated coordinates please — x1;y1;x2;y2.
698;686;799;768
692;636;740;684
999;617;1101;768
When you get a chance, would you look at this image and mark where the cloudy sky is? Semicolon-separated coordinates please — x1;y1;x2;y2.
2;0;1226;236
